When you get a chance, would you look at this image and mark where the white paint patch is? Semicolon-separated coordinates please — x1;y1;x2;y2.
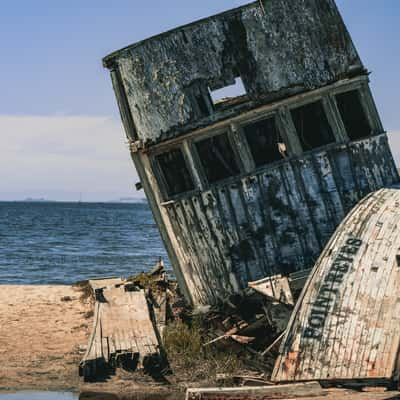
0;115;140;201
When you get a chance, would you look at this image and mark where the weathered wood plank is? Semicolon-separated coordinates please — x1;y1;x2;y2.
186;386;400;400
273;187;400;385
280;162;320;268
79;281;161;379
155;134;398;306
259;168;303;275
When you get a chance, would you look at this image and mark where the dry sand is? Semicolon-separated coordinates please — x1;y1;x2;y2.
0;285;181;399
0;285;92;392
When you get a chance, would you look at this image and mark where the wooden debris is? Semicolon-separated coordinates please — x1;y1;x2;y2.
185;382;400;400
79;280;162;379
150;288;167;337
199;291;289;361
216;373;273;387
361;386;388;392
145;260;168;337
185;381;325;399
260;331;285;357
249;275;294;305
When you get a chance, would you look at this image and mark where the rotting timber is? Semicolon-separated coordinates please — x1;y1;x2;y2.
79;277;163;379
272;187;400;386
103;0;398;307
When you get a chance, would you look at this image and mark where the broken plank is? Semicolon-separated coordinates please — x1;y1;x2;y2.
185;381;325;400
80;280;162;379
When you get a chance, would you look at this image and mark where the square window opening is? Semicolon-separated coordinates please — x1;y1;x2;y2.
291;101;335;151
243;117;285;167
209;77;247;106
156;149;195;197
195;133;240;184
336;90;372;140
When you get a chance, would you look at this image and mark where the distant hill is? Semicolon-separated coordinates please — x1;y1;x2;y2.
23;198;51;202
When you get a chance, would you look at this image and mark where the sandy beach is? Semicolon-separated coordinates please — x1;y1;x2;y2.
0;285;181;399
2;286;400;400
0;285;92;392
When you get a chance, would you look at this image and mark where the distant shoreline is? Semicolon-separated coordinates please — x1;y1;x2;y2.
0;199;147;204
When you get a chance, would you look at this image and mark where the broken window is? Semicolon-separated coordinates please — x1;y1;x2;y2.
188;81;213;117
243;116;284;167
195;92;211;116
291;101;335;151
195;133;240;184
155;149;195;197
209;77;247;106
335;90;371;140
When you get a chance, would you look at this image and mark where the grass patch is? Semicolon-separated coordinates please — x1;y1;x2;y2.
128;272;156;289
163;318;246;383
74;280;95;304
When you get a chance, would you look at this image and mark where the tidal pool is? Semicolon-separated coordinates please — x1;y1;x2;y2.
0;393;77;400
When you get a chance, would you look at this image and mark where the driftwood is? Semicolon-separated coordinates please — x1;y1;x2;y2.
216;373;273;387
185;382;325;399
185;382;400;400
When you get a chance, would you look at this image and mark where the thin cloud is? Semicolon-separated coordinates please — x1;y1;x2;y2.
0;115;140;201
1;116;398;201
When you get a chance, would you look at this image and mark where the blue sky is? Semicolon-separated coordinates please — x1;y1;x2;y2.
1;1;399;201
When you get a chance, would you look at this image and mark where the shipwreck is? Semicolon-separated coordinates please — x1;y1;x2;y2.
104;0;399;305
94;0;400;396
103;0;398;308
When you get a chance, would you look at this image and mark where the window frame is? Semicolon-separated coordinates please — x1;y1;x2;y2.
190;128;245;187
330;84;383;141
287;96;339;152
148;76;383;202
151;145;198;201
240;112;289;170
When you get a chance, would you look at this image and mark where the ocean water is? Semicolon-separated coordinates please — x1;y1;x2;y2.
0;201;170;284
0;393;77;400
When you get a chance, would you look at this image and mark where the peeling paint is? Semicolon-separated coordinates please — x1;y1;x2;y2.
104;0;364;146
104;1;398;306
273;187;400;384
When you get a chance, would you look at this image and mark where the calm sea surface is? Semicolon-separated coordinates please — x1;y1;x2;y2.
0;201;170;284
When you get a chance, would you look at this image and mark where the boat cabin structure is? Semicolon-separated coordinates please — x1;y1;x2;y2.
103;0;398;306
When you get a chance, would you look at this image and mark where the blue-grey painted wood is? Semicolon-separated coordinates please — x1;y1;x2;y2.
104;0;363;146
